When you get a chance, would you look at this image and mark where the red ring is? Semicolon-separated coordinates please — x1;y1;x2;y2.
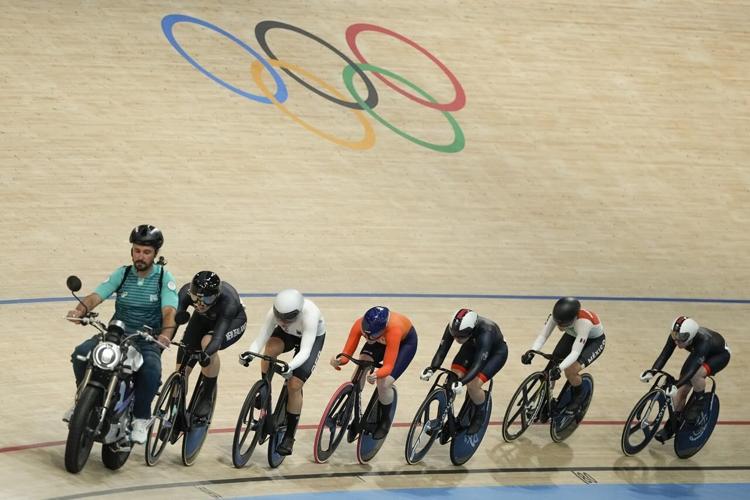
345;23;466;112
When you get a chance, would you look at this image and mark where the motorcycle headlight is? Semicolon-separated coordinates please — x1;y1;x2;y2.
92;342;122;370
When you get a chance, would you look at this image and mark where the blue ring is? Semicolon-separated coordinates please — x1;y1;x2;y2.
161;14;287;104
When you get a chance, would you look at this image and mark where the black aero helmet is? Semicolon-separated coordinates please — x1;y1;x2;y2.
552;297;580;327
129;224;164;250
190;271;221;306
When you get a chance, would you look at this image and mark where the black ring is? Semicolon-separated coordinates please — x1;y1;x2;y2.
255;20;379;110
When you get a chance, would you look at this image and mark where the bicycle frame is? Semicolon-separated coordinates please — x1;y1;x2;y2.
426;368;460;439
337;353;381;437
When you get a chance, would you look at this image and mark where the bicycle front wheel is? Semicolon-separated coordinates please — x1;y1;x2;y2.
232;379;268;468
145;372;183;466
621;388;666;456
502;371;546;442
405;388;446;464
313;382;355;464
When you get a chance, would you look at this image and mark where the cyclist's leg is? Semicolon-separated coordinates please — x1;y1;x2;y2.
176;313;210;375
468;342;507;433
567;334;605;410
261;327;288;374
373;328;417;438
278;334;325;455
358;342;384;389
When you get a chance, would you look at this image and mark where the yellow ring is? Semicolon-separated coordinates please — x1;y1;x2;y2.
251;59;376;150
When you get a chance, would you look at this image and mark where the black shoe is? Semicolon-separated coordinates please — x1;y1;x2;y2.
373;414;392;440
276;434;295;456
468;405;486;434
195;395;213;418
654;425;675;443
566;386;586;414
684;393;707;425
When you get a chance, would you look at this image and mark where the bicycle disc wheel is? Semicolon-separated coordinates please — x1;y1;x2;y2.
675;393;720;459
145;372;183;466
182;374;216;466
550;374;594;443
620;388;666;456
313;382;355;464
502;371;546;442
232;379;268;468
404;388;446;464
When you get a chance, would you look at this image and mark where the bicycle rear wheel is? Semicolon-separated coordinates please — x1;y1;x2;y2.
450;385;493;465
620;388;666;456
182;374;216;466
675;393;720;459
267;385;289;468
232;379;268;468
357;387;398;464
314;382;355;463
405;388;446;464
502;372;546;442
550;374;594;442
145;372;183;466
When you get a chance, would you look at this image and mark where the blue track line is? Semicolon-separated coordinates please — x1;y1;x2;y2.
234;483;750;500
1;292;749;306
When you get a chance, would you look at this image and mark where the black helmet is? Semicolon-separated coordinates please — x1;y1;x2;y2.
189;271;221;306
552;297;580;327
129;224;164;250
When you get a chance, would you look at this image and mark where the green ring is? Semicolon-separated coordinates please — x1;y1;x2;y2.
343;63;465;153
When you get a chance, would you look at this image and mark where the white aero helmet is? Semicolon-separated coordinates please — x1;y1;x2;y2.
273;289;304;323
449;308;478;338
671;316;699;344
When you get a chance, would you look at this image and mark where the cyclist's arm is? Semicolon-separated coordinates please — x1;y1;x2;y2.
531;314;555;351
429;326;453;369
339;319;363;366
558;319;592;369
375;326;401;378
460;330;492;384
651;335;676;371
287;308;320;371
249;308;275;353
204;302;239;356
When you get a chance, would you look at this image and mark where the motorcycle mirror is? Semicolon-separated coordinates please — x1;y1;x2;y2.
66;275;82;292
175;310;190;325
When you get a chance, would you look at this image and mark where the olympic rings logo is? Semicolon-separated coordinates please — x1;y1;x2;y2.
161;15;467;153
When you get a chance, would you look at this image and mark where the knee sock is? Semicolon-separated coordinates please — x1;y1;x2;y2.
285;412;300;437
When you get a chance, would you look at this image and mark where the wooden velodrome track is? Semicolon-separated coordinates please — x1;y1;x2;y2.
0;1;748;498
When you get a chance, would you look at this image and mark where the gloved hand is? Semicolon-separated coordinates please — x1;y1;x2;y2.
451;381;465;395
639;370;654;383
549;366;561;381
198;351;211;368
521;352;535;365
278;364;293;380
330;356;343;371
239;352;253;367
367;371;378;384
665;384;678;398
420;367;434;381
